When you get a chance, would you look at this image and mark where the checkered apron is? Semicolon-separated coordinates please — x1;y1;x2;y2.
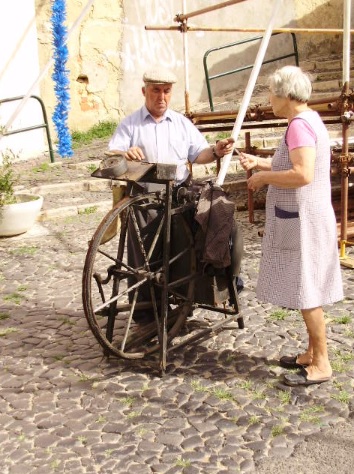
256;111;343;309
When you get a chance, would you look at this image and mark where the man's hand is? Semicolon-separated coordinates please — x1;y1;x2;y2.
214;137;234;157
125;146;145;161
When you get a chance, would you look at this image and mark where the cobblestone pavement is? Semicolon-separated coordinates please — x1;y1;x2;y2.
0;153;354;473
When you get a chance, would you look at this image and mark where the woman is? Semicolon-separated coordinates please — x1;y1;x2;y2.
239;65;343;386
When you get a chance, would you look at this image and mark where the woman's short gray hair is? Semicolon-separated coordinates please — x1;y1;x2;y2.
268;66;312;102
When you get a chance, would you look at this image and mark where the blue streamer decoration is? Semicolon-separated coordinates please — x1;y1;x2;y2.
51;0;73;158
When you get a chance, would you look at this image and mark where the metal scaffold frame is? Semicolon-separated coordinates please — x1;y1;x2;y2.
145;0;354;267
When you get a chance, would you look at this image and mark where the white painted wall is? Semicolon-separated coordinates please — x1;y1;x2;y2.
0;0;45;162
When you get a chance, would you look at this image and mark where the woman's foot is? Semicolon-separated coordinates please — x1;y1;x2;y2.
280;352;312;369
284;365;332;386
303;363;332;381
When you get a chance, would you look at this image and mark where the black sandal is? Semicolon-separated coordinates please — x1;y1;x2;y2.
283;367;331;386
279;355;308;370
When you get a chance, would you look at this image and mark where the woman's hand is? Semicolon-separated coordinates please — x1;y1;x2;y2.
239;152;258;171
247;172;266;192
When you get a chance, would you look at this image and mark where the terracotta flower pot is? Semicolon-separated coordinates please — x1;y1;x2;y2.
0;194;44;237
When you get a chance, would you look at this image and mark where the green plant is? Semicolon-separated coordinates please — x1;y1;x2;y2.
211;387;235;401
77;435;87;445
215;132;230;141
71;121;117;148
96;415;107;423
331;360;347;373
0;327;18;337
53;354;65;361
126;411;139;419
3;292;24;305
175;457;191;468
0;152;17;206
17;432;26;442
278;390;291;404
78;372;94;382
239;380;253;390
300;406;324;424
78;206;98;215
268;309;289;321
9;246;38;256
331;390;351;404
137;427;148;437
50;459;60;470
333;349;354;363
333;315;351;324
190;380;209;393
87;164;98;172
31;162;51;173
271;424;285;437
252;388;267;400
248;415;261;425
119;396;135;406
58;316;76;326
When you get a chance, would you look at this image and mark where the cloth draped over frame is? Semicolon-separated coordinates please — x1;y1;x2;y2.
194;184;235;269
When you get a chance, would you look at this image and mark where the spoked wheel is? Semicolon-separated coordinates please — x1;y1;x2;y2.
82;193;196;359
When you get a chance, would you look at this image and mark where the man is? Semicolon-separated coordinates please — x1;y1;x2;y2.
107;68;242;322
108;68;234;182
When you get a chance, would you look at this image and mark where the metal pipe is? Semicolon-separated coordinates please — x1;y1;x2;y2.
174;0;246;23
181;0;190;115
2;0;95;137
145;26;354;34
245;132;254;223
343;0;351;84
331;166;354;175
216;0;283;186
340;0;352;258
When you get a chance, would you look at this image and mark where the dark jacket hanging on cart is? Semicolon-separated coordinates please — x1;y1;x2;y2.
194;183;235;269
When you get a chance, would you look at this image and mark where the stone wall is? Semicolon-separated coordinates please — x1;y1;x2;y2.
33;0;349;140
294;0;348;58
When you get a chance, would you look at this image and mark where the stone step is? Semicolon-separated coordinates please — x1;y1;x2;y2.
301;57;343;73
301;54;354;93
313;79;354;92
313;69;354;82
257;54;354;95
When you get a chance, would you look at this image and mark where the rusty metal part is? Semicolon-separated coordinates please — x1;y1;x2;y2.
145;25;354;34
245;132;254;224
173;0;246;23
193;90;353;241
188;94;349;131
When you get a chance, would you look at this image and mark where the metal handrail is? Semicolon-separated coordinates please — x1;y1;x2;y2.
0;95;55;163
203;32;299;111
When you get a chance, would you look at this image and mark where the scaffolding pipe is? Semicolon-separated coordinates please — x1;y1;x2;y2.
340;0;352;258
174;0;246;22
343;0;351;84
189;93;344;121
181;0;190;115
216;0;283;186
2;0;95;138
145;26;354;35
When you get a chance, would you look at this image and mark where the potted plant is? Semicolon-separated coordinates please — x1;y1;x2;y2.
0;151;44;237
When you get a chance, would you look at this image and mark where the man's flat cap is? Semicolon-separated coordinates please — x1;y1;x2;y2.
143;68;177;84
